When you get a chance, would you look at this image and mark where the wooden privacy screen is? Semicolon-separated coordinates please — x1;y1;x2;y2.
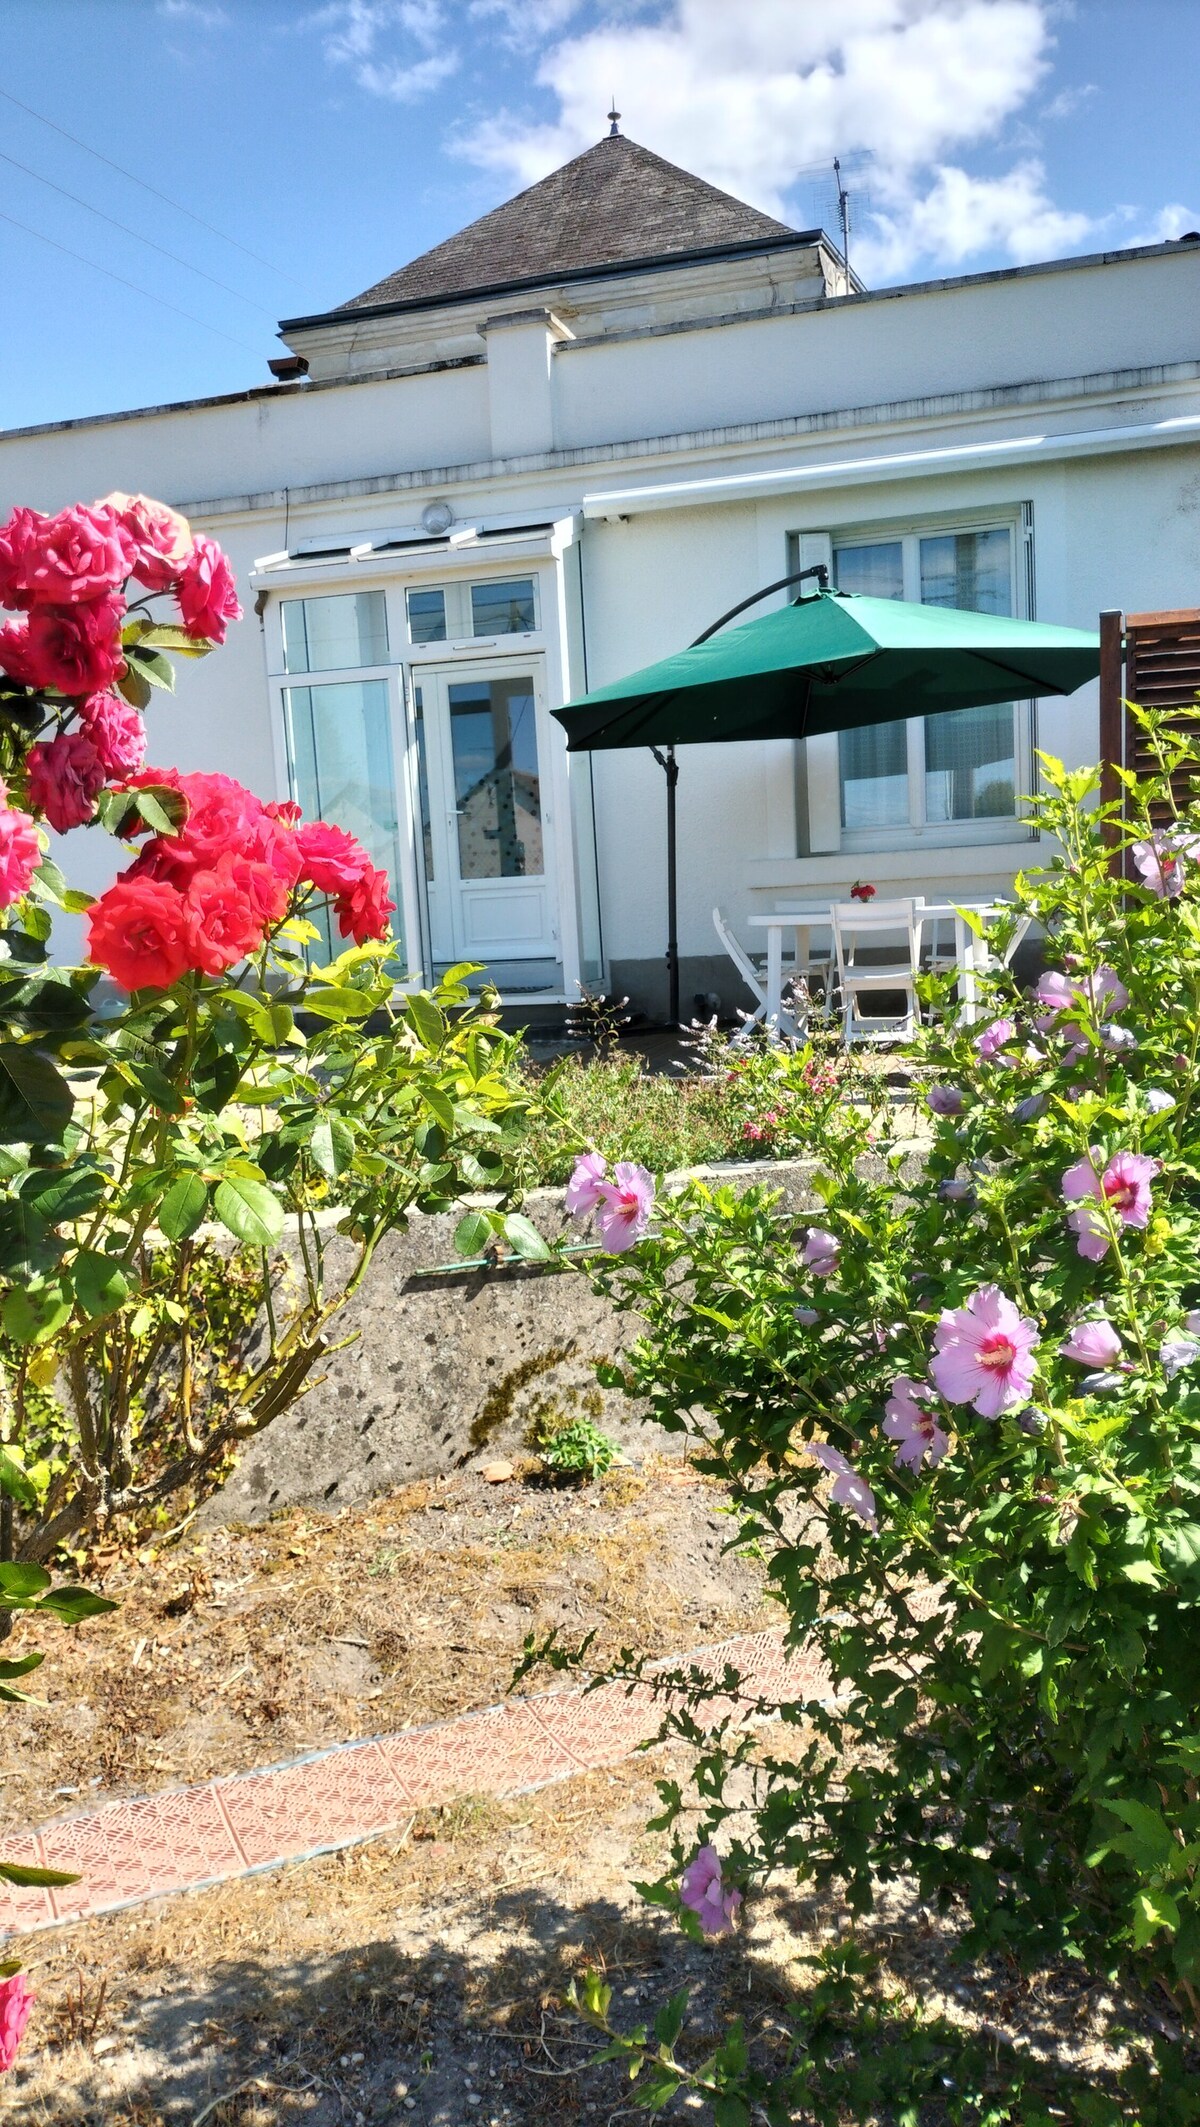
1125;609;1200;812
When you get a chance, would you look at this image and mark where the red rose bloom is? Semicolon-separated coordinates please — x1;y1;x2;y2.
0;620;38;687
26;731;106;833
228;853;290;927
0;508;45;612
87;876;192;990
295;819;371;895
23;504;133;605
129;769;264;884
97;492;193;594
183;861;267;975
25;596;126;696
79;691;146;778
175;534;241;644
334;862;395;943
244;810;304;894
265;799;302;827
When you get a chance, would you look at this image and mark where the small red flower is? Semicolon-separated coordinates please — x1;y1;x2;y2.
87;875;193;990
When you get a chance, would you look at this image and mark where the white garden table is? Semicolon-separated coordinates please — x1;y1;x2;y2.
744;899;1016;1032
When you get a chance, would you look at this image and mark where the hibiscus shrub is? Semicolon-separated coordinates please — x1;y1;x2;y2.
0;494;534;1559
554;720;1200;2118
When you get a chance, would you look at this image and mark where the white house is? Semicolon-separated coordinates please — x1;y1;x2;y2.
4;126;1200;1016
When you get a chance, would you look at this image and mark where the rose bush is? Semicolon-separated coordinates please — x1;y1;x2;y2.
0;495;535;1566
541;713;1200;2121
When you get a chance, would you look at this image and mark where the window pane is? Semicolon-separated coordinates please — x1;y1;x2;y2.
839;719;909;831
283;679;402;955
919;528;1011;615
471;578;536;636
832;541;904;600
447;675;542;878
281;591;387;674
407;587;447;644
920;528;1016;821
925;703;1016;822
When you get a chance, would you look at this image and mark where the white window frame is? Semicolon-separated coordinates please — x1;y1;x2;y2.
792;507;1037;857
259;556;581;999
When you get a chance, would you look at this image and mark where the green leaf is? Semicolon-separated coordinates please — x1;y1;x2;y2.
158;1173;209;1241
72;1248;134;1320
0;1653;43;1681
2;1284;70;1346
0;1045;73;1143
454;1209;494;1258
134;622;214;657
653;1986;690;2049
712;2099;751;2127
0;1861;79;1888
36;1586;116;1624
0;1450;37;1510
309;1117;355;1179
0;1563;49;1602
502;1213;552;1262
1100;1797;1177;1869
19;1163;105;1224
301;986;374;1022
125;644;175;692
213;1175;284;1247
406;992;446;1049
116;662;152;711
1133;1887;1180;1946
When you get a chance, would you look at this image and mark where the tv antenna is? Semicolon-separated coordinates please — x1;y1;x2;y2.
833;156;852;287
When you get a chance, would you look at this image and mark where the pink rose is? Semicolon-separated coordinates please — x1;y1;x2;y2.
0;621;38;687
25;731;106;833
0;507;45;612
0;791;40;908
98;491;193;593
334;862;395;943
128;770;264;885
295;820;372;895
22;503;133;605
24;596;126;696
79;691;147;779
0;1972;34;2071
243;810;304;894
175;532;241;644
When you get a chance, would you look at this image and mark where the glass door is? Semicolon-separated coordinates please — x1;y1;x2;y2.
412;661;558;978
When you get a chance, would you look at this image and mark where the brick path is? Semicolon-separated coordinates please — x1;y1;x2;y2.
0;1627;818;1939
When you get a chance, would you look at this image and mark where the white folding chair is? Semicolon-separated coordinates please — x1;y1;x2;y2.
773;902;835;1006
712;907;805;1044
830;897;921;1045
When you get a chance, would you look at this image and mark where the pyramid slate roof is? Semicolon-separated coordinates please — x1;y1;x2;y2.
334;132;805;318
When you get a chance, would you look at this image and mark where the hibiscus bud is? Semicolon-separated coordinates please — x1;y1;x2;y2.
1079;1370;1124;1393
927;1084;964;1116
1144;1088;1175;1114
1018;1406;1048;1434
793;1305;819;1326
1012;1094;1047;1122
937;1178;974;1203
1098;1024;1138;1052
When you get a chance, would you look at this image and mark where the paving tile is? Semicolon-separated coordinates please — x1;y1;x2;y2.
525;1681;661;1769
218;1743;409;1869
0;1832;55;1933
380;1699;581;1803
39;1784;244;1922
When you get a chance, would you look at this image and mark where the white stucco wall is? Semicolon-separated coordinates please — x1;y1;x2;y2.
3;237;1200;1003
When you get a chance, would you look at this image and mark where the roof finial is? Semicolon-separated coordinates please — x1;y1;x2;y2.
607;99;620;137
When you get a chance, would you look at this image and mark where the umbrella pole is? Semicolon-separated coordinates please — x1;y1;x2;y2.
651;744;681;1025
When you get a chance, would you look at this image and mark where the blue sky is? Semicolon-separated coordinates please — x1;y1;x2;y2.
1;0;1196;432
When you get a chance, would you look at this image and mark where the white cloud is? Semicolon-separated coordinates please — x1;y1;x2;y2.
1041;80;1097;120
1123;201;1200;248
456;0;1054;215
855;159;1096;281
157;0;229;23
318;0;458;98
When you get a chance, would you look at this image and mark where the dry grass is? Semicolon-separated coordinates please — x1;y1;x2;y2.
1;1458;771;1834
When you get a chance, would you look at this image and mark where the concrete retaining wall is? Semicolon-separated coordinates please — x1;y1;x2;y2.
208;1159;825;1524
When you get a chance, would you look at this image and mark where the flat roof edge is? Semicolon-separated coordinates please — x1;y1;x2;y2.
279;229;833;335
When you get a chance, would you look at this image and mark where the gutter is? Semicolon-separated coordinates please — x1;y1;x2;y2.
581;412;1200;518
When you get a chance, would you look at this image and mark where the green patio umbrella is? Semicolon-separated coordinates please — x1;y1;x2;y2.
552;567;1101;1022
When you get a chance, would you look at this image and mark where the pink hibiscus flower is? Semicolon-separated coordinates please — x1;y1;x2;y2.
680;1844;741;1935
565;1150;609;1217
882;1376;949;1471
801;1227;840;1277
1062;1148;1159;1261
974;1017;1017;1062
1060;1317;1123;1366
594;1162;655;1253
800;1441;878;1529
1131;829;1200;899
930;1285;1038;1419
